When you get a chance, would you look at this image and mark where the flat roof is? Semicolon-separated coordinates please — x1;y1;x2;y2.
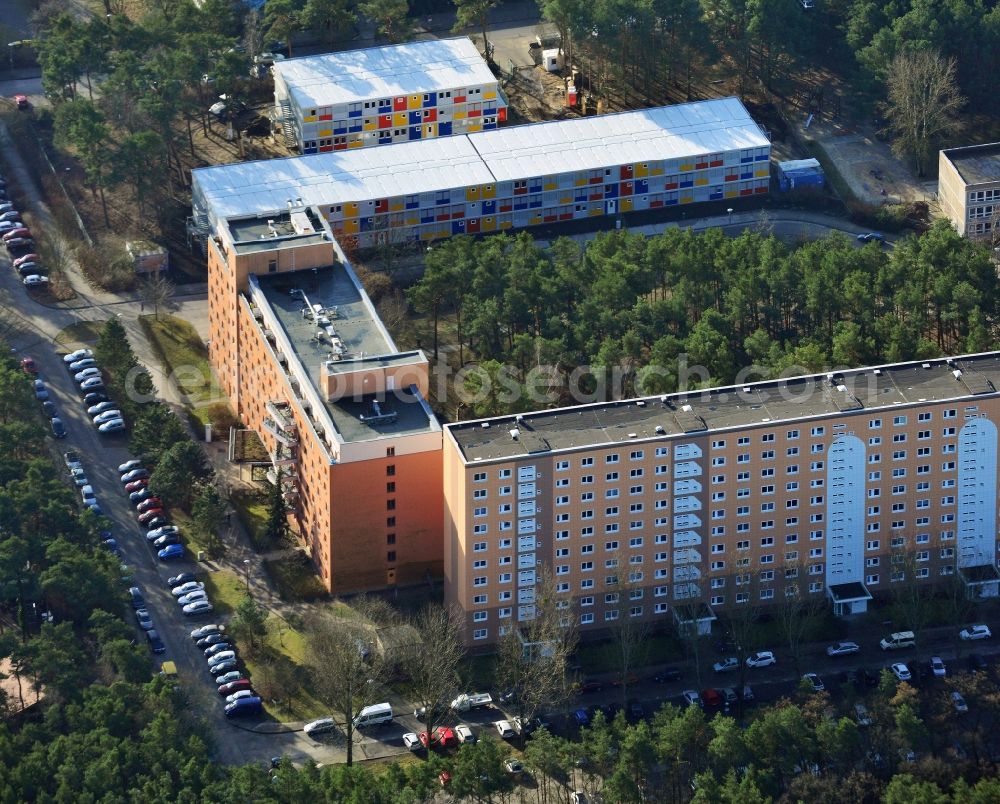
828;582;872;602
470;98;769;183
256;266;436;443
446;353;1000;463
194;136;495;220
942;142;1000;185
193;98;768;221
274;37;495;110
228;209;332;254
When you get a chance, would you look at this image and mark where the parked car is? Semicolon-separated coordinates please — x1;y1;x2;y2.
63;450;82;471
494;720;515;739
930;657;947;678
951;691;969;713
713;657;739;673
226;689;256;704
183;600;213;616
503;758;524;775
826;641;860;657
205;642;232;657
802;673;825;692
959;624;992;641
41;400;57;417
891;662;911;682
198;633;228;648
125;478;149;493
137;508;165;525
219;678;252;695
79;377;104;392
854;702;872;727
50;417;66;438
171;581;204;597
147;525;180;540
5;237;35;250
94;409;123;425
653;667;682;683
130;488;156;504
135;608;154;630
207;651;237;668
128;586;145;609
74;367;102;383
121;468;150;483
160;544;186;561
0;210;20;222
32;379;48;400
144;515;170;530
23;275;49;288
746;651;777;668
455;724;476;744
69;358;98;372
402;732;422;751
138;497;164;513
146;629;166;654
62;347;92;362
83;391;108;406
98;419;126;433
16;263;45;277
214;669;242;686
70;467;88;486
179;590;208;606
682;690;703;707
19;357;36;374
857;232;886;243
212;659;239;676
87;400;118;416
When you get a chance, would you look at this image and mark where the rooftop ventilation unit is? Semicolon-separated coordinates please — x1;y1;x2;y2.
681;404;693;412
655;425;665;434
953;369;963;379
509;428;520;441
636;400;646;407
481;422;490;429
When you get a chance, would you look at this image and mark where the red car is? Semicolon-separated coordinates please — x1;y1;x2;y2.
20;357;37;375
2;228;30;243
124;478;149;493
13;253;38;269
14;94;28;110
218;678;253;696
419;726;457;748
701;688;722;707
137;508;165;525
136;497;163;513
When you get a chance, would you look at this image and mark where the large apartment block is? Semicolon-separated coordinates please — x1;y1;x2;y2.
204;205;443;594
272;37;507;154
444;355;1000;647
194;97;770;250
939;143;1000;239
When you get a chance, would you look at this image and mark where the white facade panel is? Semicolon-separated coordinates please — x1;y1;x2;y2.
958;418;998;567
826;435;866;588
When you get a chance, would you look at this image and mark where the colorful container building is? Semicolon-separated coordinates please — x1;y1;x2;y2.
195;97;771;250
272;37;508;154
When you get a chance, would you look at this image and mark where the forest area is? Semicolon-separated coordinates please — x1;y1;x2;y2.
403;221;997;418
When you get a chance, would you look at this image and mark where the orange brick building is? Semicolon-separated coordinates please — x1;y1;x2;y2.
204;206;443;593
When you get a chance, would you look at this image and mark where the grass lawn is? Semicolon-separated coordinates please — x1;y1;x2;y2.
232;488;273;552
138;314;223;409
201;568;248;617
573;632;684;675
264;554;329;602
53;321;104;350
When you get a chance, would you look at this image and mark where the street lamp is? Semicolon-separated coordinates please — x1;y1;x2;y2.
243;558;251;595
727;207;734;225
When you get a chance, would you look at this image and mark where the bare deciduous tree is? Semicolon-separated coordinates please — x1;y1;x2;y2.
138;271;175;320
495;569;578;745
405;604;465;746
607;552;652;707
305;616;386;766
885;49;964;177
774;561;827;675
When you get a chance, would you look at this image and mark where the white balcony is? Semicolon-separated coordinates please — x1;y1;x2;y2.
673;548;702;565
673;531;702;548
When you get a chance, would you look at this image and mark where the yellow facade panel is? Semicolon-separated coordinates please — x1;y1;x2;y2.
393;112;407;126
466;187;481;201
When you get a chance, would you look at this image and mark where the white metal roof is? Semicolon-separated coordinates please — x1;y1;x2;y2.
273;37;496;110
468;98;770;182
194;98;768;222
193;137;495;222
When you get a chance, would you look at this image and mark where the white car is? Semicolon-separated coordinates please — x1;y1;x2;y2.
147;525;180;540
178;590;208;606
951;691;968;713
64;348;93;364
69;358;97;371
681;689;702;707
891;662;911;682
98;419;125;433
713;657;739;673
207;650;236;667
171;582;205;597
402;732;421;751
455;723;476;743
93;409;122;425
88;400;118;416
118;459;144;474
494;720;515;739
930;657;947;678
226;690;256;704
23;275;48;287
826;641;860;657
74;367;102;382
191;624;225;639
70;467;89;487
960;624;992;641
81;485;97;505
183;600;214;616
746;651;777;668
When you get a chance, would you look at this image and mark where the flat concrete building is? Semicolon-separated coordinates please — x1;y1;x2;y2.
272;37;507;153
207;206;443;594
939;143;1000;239
194;97;771;249
444;354;1000;647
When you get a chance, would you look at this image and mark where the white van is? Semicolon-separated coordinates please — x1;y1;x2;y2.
304;717;337;737
353;702;393;728
879;631;916;650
